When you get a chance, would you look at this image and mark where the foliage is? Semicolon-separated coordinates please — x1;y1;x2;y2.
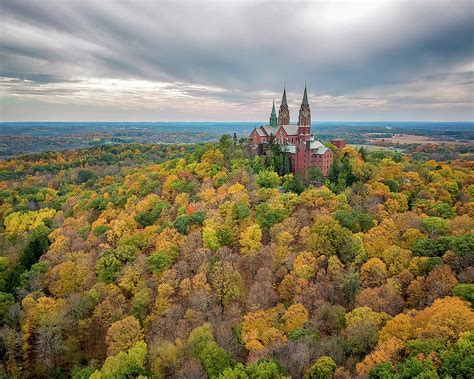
1;141;473;378
240;224;262;255
304;356;337;379
453;283;474;306
256;170;280;188
440;332;474;379
335;209;374;233
96;245;139;283
188;323;234;377
90;340;148;378
220;359;284;378
105;316;144;355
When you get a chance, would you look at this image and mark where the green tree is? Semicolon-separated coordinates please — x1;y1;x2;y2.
369;362;397;379
0;292;14;323
77;169;96;183
282;174;304;194
305;216;359;263
173;215;192;234
304;356;337;379
232;203;250;220
256;170;280;188
219;360;283;379
453;284;474;306
256;203;288;231
335;209;374;233
147;252;176;274
90;340;147;378
397;357;437;378
96;244;139;282
5;225;50;293
421;217;448;237
188;324;233;378
135;201;165;227
306;166;324;185
19;225;50;271
440;332;474;379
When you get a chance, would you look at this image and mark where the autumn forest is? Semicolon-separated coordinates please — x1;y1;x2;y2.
0;137;473;378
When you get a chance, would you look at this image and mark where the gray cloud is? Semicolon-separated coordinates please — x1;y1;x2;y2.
0;0;473;121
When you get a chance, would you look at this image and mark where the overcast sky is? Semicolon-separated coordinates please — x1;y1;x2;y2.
0;0;473;122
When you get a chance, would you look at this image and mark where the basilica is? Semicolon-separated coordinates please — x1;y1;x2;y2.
250;85;344;176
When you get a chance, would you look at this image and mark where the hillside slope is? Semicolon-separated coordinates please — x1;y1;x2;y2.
0;138;473;378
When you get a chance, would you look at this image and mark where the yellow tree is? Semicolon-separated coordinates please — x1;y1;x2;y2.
241;306;287;350
105;316;144;356
293;252;317;280
240;224;262;256
363;219;398;258
379;296;474;343
355;337;404;378
360;258;388;288
282;303;309;332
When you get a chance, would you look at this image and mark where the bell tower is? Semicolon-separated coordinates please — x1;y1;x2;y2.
297;84;311;142
278;85;290;126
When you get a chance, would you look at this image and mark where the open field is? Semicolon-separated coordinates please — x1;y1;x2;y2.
367;133;473;145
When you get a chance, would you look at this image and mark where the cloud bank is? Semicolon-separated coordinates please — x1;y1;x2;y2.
1;0;473;121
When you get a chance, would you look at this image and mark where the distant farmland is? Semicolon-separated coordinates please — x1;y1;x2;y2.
366;133;473;145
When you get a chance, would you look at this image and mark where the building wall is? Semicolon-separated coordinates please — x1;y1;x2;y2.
313;149;334;176
294;143;308;175
287;145;334;176
331;139;347;149
250;129;267;145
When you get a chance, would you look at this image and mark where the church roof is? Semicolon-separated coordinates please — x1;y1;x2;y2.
255;127;267;137
281;140;331;155
309;140;330;154
259;125;280;136
309;140;324;149
281;125;299;135
314;147;329;154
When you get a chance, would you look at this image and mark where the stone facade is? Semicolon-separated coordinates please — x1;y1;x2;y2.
250;85;343;176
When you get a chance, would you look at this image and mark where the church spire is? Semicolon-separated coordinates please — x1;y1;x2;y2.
281;84;287;106
278;84;290;126
269;98;277;126
302;82;308;105
298;83;311;131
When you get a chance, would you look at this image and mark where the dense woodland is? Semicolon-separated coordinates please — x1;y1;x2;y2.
0;137;473;378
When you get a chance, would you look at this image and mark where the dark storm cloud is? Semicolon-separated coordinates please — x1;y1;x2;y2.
0;0;473;121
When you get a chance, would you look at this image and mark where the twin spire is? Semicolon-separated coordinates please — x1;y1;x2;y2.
302;83;308;105
281;85;288;106
272;84;310;127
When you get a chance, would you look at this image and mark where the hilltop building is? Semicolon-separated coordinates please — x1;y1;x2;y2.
250;85;342;176
330;138;347;149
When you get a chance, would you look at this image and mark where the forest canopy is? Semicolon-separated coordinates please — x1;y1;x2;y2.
0;137;473;378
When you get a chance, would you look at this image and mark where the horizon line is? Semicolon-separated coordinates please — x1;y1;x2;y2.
1;120;473;124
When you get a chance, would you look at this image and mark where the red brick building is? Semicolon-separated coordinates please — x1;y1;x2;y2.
330;138;347;149
250;85;340;176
